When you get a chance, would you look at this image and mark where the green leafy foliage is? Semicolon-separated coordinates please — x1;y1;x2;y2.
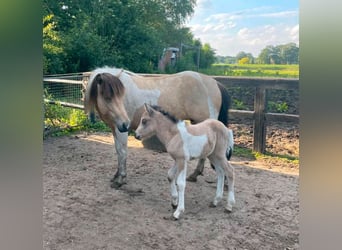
233;99;247;110
268;101;289;113
43;0;197;74
44;89;110;137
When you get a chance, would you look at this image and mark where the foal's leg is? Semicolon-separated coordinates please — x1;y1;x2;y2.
173;159;187;220
209;158;225;207
168;163;178;209
222;160;235;212
187;158;206;182
111;128;128;189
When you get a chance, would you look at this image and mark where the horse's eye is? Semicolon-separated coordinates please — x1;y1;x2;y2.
142;118;147;125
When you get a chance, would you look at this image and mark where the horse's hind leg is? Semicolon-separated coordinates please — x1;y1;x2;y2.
111;128;128;189
187;158;206;182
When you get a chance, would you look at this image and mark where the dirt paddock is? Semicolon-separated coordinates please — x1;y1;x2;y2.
43;126;299;250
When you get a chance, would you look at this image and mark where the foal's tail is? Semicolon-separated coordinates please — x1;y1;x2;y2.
217;82;231;126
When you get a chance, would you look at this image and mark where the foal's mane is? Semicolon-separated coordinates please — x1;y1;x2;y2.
151;105;179;124
89;73;125;102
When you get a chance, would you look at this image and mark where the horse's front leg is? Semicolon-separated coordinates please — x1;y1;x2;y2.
173;159;187;220
111;128;128;189
187;158;206;182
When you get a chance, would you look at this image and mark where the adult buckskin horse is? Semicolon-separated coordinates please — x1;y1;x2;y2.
84;67;231;188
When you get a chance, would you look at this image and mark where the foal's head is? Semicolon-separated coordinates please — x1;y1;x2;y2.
135;104;178;140
90;73;130;132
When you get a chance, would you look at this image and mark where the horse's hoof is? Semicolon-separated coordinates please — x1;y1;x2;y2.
110;181;122;189
110;179;126;189
171;203;178;210
186;175;198;182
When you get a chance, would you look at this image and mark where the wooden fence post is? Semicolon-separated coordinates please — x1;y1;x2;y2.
253;86;266;153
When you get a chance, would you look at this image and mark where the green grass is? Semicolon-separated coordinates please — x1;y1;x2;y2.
200;64;299;78
43;100;111;138
233;145;299;165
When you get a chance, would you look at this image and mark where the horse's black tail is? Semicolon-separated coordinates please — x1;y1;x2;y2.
217;81;234;161
226;129;234;161
217;82;231;127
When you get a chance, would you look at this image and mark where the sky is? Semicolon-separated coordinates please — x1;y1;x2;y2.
186;0;299;57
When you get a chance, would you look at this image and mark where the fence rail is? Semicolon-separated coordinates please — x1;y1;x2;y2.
43;73;299;153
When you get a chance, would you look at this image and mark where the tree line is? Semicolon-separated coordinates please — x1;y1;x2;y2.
216;43;299;65
43;1;298;74
43;0;216;74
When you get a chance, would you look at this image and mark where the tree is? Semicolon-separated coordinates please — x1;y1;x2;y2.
43;0;197;73
238;57;249;64
279;43;299;64
257;43;298;64
236;51;247;62
200;43;216;68
236;51;254;64
43;14;65;74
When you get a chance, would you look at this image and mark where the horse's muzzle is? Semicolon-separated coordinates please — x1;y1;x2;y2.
135;134;141;140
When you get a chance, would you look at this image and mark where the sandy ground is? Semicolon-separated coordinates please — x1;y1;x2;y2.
43;125;299;250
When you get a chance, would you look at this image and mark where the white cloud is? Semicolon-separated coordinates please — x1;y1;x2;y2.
189;23;299;56
187;5;299;56
259;10;298;18
196;0;213;9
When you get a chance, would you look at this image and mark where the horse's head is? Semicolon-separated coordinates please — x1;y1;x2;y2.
89;73;130;132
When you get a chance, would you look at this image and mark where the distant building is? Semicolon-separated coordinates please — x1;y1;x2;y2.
158;47;179;71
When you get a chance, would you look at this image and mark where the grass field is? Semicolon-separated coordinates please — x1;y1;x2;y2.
200;64;299;78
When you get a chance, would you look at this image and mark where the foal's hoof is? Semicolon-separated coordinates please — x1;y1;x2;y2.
225;205;233;213
209;202;217;208
171;203;178;210
163;215;178;221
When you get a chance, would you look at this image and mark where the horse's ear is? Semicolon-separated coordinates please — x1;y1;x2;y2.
144;103;154;116
94;74;103;85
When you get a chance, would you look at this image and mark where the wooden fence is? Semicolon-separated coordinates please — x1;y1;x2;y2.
213;76;299;153
43;73;299;153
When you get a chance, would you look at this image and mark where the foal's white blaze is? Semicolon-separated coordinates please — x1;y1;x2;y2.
176;121;208;160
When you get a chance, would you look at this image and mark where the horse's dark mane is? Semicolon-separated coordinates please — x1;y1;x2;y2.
90;73;125;102
151;105;179;124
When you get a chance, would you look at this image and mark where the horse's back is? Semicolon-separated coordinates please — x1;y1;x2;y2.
189;119;229;146
155;72;222;122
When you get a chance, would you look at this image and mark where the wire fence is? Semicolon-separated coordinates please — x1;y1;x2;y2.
43;73;90;108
